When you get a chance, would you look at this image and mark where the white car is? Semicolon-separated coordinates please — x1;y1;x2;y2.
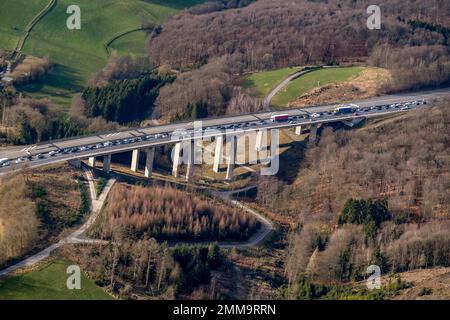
400;105;410;110
311;113;321;118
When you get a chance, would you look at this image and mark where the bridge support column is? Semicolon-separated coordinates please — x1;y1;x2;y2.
310;124;318;142
185;141;195;182
172;142;182;178
88;157;96;168
226;136;237;181
144;147;155;178
236;134;246;165
255;130;266;151
103;154;111;173
295;126;303;135
131;149;140;172
213;135;224;173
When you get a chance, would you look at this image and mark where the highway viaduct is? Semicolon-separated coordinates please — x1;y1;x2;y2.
0;87;449;181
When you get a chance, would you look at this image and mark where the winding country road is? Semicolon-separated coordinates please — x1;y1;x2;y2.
213;186;274;248
0;167;115;277
262;68;317;110
0;167;273;277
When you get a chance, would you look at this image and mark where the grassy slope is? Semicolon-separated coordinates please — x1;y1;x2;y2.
0;0;206;108
271;66;363;107
0;260;113;300
243;67;302;97
0;0;49;50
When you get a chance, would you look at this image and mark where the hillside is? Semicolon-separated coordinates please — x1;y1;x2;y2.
148;0;450;119
0;164;87;268
147;0;450;70
0;259;113;300
0;0;207;107
270;66;364;107
0;0;48;50
243;66;302;97
289;67;391;107
250;100;450;298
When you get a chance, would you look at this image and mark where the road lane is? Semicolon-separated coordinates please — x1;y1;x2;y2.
0;87;449;174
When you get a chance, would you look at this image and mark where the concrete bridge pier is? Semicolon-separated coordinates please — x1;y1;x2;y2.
68;159;82;169
226;135;237;180
103;154;111;173
172;142;182;178
213;135;224;173
295;126;303;135
88;157;96;168
236;134;247;165
144;147;155;178
255;129;266;151
131;149;140;172
185;141;195;182
310;124;318;142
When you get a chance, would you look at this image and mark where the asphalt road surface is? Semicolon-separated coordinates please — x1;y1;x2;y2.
0;87;449;174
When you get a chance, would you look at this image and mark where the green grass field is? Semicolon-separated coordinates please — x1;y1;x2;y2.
243;66;302;97
271;66;363;107
0;260;113;300
0;0;49;50
0;0;207;108
108;30;149;56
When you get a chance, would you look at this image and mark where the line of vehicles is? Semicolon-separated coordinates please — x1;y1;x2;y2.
0;99;427;169
269;99;427;123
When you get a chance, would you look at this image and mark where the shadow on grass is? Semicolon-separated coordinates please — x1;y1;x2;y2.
147;0;210;10
17;63;84;98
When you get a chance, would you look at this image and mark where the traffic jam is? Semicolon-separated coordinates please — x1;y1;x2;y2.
0;99;427;169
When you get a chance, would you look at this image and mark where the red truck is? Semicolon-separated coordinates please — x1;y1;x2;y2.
270;114;289;122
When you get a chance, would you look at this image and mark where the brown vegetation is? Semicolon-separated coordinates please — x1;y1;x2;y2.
0;174;39;266
147;0;450;71
0;164;84;267
91;184;260;242
290;68;392;107
145;0;449;118
88;53;152;88
261;102;450;222
253;101;450;293
9;55;53;86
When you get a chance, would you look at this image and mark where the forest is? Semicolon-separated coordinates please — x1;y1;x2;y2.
146;0;450;119
250;100;450;298
82;73;171;124
1;0;449;137
64;240;229;299
90;184;260;242
0;165;86;267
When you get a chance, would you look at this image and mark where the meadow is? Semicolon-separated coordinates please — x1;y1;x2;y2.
243;66;302;97
271;66;363;107
0;0;207;108
0;259;113;300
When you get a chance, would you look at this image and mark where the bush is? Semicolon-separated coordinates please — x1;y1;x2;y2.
339;198;391;237
95;177;107;196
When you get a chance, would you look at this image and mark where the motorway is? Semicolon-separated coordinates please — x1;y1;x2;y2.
0;87;449;174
